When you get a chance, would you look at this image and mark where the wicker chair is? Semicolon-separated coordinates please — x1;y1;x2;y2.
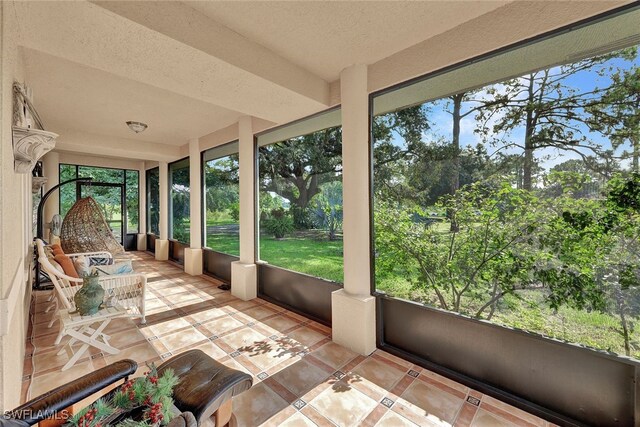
60;197;124;255
36;239;147;369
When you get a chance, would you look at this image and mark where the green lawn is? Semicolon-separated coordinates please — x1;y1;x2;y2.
205;233;239;256
260;233;343;282
206;231;344;283
206;219;237;226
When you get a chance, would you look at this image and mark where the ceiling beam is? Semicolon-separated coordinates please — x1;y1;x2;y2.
92;1;330;106
11;1;329;124
54;128;182;162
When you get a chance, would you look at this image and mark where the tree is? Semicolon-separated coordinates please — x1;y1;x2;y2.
376;181;547;319
170;164;190;243
311;181;343;241
147;169;160;235
204;156;239;213
478;50;634;189
126;171;139;232
594;173;640;355
587;47;640;172
372;106;431;197
259;127;342;228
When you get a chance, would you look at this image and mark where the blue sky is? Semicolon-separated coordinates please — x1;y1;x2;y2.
380;49;639;178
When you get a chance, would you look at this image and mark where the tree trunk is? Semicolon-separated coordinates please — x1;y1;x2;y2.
523;75;536;191
450;93;463;193
290;175;320;229
448;93;463;232
632;135;639;172
615;284;631;357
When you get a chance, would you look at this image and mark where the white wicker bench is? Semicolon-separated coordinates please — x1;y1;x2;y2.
35;238;147;326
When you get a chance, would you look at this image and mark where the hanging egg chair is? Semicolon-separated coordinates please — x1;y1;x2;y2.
60;197;124;255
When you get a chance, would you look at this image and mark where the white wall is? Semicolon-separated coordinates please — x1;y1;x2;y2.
0;1;32;410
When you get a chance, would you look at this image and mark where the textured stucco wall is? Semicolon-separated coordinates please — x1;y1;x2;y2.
1;0;31;410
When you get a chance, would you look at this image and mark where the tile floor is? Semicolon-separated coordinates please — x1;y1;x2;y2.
22;252;555;427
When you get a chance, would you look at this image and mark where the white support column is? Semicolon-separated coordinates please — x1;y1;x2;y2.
332;64;376;356
185;138;203;275
137;161;147;251
231;116;257;300
42;151;60;240
156;161;169;260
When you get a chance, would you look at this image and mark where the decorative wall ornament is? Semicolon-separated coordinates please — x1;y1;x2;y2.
13;126;57;174
12;82;57;174
32;176;48;194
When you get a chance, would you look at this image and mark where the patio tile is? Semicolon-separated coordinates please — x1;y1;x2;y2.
186;306;228;323
241;305;281;321
202;315;244;335
22;254;550;427
177;300;215;313
33;346;85;374
309;380;378;427
31;331;70;349
271;358;331;396
106;317;140;334
29;359;95;398
106;328;147;349
32;319;58;338
104;342;159;365
226;298;260;311
455;402;480;427
165;291;202;305
240;340;299;370
472;409;515;427
375;410;418;426
480;395;545;426
144;298;171;314
178;341;227;360
159;327;208;352
231;382;289;427
221;327;268;350
279;412;318;426
286;326;326;347
352;356;406;391
398;379;464;425
262;315;301;333
147;317;191;336
206;292;237;305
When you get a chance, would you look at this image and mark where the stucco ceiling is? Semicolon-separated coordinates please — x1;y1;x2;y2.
183;1;508;81
10;0;629;161
23;49;243;146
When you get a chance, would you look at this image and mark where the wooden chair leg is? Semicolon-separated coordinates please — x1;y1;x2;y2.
213;400;233;427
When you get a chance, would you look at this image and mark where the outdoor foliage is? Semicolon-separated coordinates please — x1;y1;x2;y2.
147;168;160;235
170;161;190;244
259;127;342;229
257;123;344;280
203;153;239;255
373;46;640;359
263;208;294;239
59;164;139;242
311;181;343;241
126;170;139;234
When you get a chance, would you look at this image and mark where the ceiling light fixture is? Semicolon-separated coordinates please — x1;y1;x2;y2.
126;121;148;133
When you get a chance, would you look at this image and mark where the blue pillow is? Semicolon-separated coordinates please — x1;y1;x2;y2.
93;260;133;275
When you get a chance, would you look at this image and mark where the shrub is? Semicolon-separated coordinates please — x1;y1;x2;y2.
263;208;294;239
229;202;240;221
311;182;343;240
